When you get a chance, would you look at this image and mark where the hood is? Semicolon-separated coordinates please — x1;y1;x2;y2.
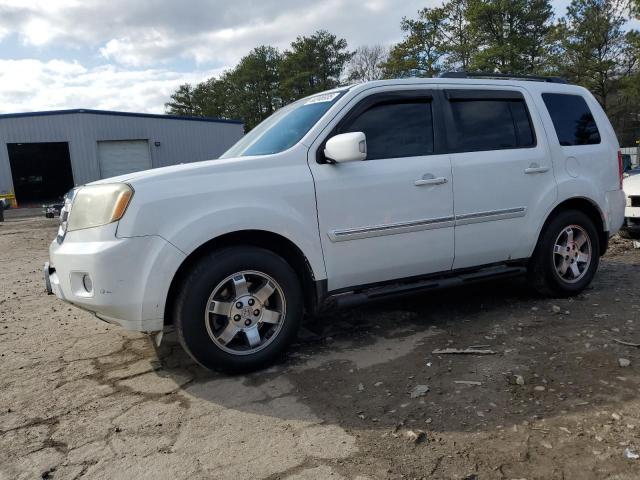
87;155;259;187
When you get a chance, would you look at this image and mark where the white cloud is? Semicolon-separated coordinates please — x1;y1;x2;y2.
0;0;625;113
99;31;179;67
0;59;225;114
0;0;439;114
0;0;434;66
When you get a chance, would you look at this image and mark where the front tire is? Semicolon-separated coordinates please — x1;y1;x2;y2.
174;246;303;372
528;210;600;297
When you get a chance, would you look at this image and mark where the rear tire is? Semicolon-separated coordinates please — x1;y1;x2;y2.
528;210;600;297
174;246;303;372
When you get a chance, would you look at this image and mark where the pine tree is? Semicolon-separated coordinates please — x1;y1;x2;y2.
467;0;554;73
382;7;447;78
556;0;628;111
279;30;352;102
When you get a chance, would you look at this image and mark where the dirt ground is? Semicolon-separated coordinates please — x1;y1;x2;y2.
1;216;640;480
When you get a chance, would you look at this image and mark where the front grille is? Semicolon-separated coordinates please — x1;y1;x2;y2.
631;196;640;207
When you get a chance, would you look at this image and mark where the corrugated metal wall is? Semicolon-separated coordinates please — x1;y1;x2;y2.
0;112;244;195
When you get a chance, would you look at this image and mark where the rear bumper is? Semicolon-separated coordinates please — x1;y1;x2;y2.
45;226;185;332
605;189;625;235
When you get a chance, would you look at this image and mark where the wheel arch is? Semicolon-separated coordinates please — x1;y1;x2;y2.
536;197;608;256
164;230;322;326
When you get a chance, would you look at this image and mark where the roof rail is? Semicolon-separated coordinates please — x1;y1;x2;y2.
439;71;568;84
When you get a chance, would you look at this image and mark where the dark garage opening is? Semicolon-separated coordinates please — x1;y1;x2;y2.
8;142;75;205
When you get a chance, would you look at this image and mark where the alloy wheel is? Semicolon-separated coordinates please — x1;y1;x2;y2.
204;270;286;355
552;225;592;284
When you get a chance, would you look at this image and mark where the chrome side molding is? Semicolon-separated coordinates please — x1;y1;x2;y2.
455;207;527;226
328;216;455;242
328;207;527;242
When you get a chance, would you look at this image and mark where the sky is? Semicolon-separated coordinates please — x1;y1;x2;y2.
0;0;629;114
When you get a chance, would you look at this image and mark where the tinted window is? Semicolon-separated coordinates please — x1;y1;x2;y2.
448;99;535;152
542;93;601;146
511;101;535;147
341;100;433;160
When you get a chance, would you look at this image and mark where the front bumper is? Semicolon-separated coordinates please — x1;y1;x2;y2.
45;224;185;332
621;205;640;233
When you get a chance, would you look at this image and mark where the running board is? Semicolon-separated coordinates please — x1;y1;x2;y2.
325;265;526;311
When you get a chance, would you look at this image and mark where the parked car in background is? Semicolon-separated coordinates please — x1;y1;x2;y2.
622;173;640;238
44;74;625;371
43;201;64;218
625;165;640;176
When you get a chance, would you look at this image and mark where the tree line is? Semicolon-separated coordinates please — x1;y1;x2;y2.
166;0;640;145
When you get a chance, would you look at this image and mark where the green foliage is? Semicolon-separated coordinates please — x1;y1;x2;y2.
382;8;447;78
167;3;640;143
440;0;475;71
279;30;353;102
555;0;627;109
165;84;198;116
166;31;350;130
381;0;554;77
223;45;283;129
468;0;555;73
610;29;640;144
376;0;638;142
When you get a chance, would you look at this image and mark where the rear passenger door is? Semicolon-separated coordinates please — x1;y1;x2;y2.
443;88;557;269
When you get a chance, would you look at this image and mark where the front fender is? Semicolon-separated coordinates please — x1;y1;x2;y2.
162;205;327;280
115;154;326;281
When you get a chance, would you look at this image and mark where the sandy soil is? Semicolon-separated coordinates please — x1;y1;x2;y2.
1;216;639;480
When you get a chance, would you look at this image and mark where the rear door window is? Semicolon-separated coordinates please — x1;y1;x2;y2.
542;93;601;146
444;91;536;153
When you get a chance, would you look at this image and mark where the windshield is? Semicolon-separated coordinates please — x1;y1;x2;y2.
221;90;346;158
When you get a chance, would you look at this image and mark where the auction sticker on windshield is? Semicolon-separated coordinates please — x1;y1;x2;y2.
304;92;341;105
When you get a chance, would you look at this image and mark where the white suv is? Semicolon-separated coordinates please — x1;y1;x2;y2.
45;74;625;371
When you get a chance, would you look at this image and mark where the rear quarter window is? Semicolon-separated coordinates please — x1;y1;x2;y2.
541;93;601;146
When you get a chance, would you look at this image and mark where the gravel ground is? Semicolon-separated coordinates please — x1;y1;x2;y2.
1;216;640;480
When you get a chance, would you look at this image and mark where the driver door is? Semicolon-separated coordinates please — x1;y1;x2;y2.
307;89;455;291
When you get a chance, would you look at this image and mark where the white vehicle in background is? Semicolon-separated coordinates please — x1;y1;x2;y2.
45;73;625;372
621;173;640;238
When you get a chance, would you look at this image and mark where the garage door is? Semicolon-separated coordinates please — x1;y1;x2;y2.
97;140;152;179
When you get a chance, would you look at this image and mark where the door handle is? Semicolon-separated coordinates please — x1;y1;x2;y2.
415;175;448;186
524;163;549;174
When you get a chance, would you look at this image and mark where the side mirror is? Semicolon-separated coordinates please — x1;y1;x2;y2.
324;132;367;163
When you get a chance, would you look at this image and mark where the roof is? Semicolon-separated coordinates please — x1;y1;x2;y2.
0;108;243;125
347;77;586;97
439;72;568;84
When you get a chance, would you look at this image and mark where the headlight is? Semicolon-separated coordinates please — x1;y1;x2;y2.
66;184;133;233
57;188;78;243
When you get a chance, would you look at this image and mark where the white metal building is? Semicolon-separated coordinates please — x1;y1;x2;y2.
0;109;244;206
